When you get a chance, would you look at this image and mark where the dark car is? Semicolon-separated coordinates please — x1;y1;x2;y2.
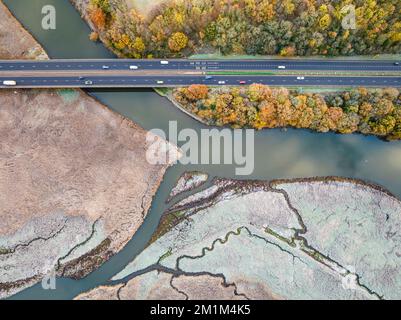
394;62;400;66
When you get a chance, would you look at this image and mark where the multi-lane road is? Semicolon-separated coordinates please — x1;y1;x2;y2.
0;75;400;88
1;59;400;71
0;59;400;88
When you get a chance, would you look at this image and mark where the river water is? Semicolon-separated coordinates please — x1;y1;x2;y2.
4;0;401;300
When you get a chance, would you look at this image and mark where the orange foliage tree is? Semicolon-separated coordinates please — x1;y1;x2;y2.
90;7;106;30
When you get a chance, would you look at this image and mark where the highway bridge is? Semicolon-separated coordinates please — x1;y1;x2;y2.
0;59;400;88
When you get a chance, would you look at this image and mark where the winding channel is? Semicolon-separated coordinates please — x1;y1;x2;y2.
4;0;401;300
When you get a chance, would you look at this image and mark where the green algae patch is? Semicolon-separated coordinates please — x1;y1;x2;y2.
57;89;80;104
0;247;11;255
158;248;173;263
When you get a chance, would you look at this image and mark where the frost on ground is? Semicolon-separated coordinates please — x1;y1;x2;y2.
76;270;246;300
78;177;401;300
167;171;208;202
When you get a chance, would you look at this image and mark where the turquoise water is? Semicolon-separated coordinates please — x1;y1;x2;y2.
4;0;401;300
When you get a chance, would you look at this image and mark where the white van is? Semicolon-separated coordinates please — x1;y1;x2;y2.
3;80;17;86
157;80;164;84
278;66;286;69
160;61;169;65
129;65;139;70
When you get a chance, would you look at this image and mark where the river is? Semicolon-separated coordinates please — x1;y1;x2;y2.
4;0;401;300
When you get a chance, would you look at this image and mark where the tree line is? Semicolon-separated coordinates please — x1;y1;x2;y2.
173;84;401;140
87;0;401;58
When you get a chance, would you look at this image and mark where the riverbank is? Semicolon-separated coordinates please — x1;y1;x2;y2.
0;1;47;60
0;0;179;299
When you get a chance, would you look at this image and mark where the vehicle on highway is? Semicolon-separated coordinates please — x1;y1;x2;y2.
79;76;85;80
102;65;110;69
395;62;400;66
278;66;286;69
157;80;164;84
2;80;17;86
84;80;93;85
218;81;226;84
160;61;169;65
297;76;305;80
239;80;247;85
205;76;213;80
129;65;139;70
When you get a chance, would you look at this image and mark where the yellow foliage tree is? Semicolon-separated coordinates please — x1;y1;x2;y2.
168;32;189;52
319;14;332;30
132;37;145;53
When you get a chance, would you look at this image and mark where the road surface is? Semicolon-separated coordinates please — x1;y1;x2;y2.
0;59;400;71
0;59;400;88
0;75;400;88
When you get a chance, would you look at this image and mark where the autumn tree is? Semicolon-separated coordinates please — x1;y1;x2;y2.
168;32;189;52
90;6;106;30
185;84;209;100
173;84;401;140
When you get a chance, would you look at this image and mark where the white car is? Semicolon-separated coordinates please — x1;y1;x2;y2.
218;81;226;84
157;80;164;84
2;80;17;86
297;76;305;80
102;65;110;69
160;61;169;65
278;66;286;69
129;65;139;70
85;80;93;85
